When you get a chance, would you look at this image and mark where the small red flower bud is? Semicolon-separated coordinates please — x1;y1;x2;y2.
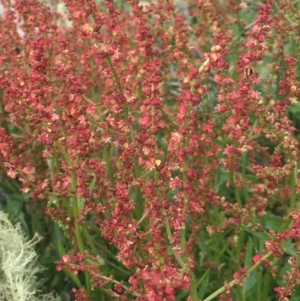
210;53;219;62
183;77;189;84
204;64;210;72
214;75;222;83
258;34;265;42
189;67;199;79
191;94;201;105
197;86;206;96
290;85;297;93
215;45;222;52
253;254;262;263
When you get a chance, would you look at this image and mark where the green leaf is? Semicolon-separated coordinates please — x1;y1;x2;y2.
240;225;269;240
60;147;71;165
198;277;209;299
86;257;105;266
47;195;58;207
242;271;257;296
263;213;282;232
175;290;188;300
282;239;296;256
244;238;253;269
57;240;66;257
78;196;85;211
54;141;72;165
88;175;97;192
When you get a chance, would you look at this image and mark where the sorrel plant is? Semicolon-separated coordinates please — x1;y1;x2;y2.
0;0;300;300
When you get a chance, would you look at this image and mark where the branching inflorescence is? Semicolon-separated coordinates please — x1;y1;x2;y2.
0;0;300;300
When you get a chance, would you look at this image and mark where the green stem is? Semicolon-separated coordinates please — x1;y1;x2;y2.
277;164;298;234
163;209;186;270
71;170;91;293
82;226;97;254
230;171;245;265
180;99;197;301
107;56;123;94
229;172;242;207
106;55;130;121
289;163;297;213
241;151;249;201
96;273;141;298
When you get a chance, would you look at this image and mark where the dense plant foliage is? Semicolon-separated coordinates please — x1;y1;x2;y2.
0;0;300;300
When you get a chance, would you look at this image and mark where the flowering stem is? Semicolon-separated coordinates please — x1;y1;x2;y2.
289;163;297;212
198;58;210;73
91;269;142;298
278;164;298;234
183;165;198;301
260;163;299;298
106;56;129;120
71;169;92;293
182;100;198;301
163;209;186;270
107;57;123;94
229;171;245;267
